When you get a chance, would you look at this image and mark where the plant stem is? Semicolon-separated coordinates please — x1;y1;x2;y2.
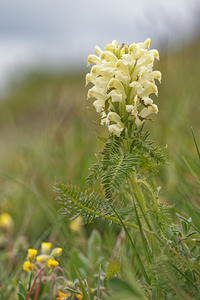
111;228;125;260
50;273;56;300
130;171;150;226
33;273;42;300
26;267;45;300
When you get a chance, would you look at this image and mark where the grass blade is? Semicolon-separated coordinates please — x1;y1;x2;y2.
111;206;151;285
73;265;91;300
191;127;200;161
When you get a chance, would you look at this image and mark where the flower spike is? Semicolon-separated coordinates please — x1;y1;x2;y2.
86;38;161;136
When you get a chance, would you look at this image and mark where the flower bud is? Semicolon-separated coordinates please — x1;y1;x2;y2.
51;247;62;257
36;254;50;263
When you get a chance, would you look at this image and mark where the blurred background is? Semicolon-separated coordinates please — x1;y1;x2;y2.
0;0;200;288
0;0;200;90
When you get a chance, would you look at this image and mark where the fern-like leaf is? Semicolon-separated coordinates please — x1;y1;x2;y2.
102;153;138;199
101;135;122;166
130;131;166;165
86;162;102;187
54;183;138;228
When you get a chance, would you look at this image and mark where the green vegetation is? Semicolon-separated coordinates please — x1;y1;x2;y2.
0;36;200;299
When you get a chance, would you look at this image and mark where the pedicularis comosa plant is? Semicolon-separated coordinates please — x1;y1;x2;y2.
55;39;200;299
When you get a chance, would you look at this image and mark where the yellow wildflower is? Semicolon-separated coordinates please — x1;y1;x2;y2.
51;247;62;257
23;261;32;272
28;249;37;261
41;242;52;254
77;293;83;300
48;258;59;269
0;213;13;230
69;216;82;232
56;290;69;300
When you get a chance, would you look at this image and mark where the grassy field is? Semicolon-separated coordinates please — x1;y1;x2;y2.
0;36;200;299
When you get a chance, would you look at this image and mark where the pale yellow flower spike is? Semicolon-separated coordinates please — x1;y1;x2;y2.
86;38;161;136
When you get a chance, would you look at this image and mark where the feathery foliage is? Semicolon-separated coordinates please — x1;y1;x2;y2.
54;183;135;227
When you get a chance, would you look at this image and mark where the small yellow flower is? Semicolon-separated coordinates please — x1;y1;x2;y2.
51;247;62;257
23;261;32;272
48;258;59;269
56;290;69;300
28;249;37;261
41;242;52;253
0;213;13;230
36;254;50;263
77;293;83;300
69;216;82;232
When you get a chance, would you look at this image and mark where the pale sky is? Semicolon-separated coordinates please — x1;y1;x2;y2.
0;0;199;88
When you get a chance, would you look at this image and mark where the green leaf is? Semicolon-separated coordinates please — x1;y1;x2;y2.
108;278;144;299
18;281;27;297
191;127;200;161
102;153;138;199
64;287;80;295
86;162;102;187
73;265;91;300
69;251;89;280
28;273;33;291
88;229;102;264
101;135;122;163
111;206;151;285
133;197;153;264
17;292;25;300
55;183;140;230
96;135;108;143
97;264;101;299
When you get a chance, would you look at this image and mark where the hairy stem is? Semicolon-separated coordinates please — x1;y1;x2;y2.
130;171;150;226
26;267;45;300
33;273;42;300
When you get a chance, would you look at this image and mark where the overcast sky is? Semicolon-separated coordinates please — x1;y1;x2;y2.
0;0;200;87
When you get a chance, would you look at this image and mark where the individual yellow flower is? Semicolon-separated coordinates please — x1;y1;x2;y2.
41;242;52;254
0;213;13;230
23;261;32;272
77;293;83;300
56;290;69;300
69;216;82;232
48;258;59;269
51;247;62;257
28;249;37;261
86;38;161;136
36;254;50;263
